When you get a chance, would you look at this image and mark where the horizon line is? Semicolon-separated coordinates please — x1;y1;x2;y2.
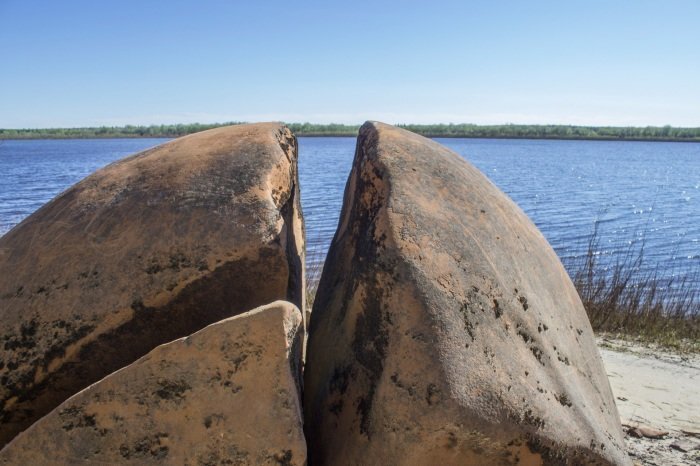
2;121;700;130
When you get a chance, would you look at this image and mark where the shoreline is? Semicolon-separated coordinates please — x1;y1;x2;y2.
2;134;700;143
2;122;700;143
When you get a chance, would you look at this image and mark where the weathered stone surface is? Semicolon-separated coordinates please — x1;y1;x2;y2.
304;122;629;465
0;123;305;446
0;300;306;465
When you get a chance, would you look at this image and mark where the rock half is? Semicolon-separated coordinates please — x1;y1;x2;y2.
304;122;629;465
0;123;305;445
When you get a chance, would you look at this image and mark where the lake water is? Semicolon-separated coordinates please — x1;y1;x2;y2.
1;137;698;290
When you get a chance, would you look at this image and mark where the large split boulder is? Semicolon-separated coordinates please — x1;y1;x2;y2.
0;123;305;446
304;122;629;465
0;301;306;465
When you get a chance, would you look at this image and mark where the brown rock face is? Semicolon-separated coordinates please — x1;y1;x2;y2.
304;122;629;465
0;123;305;446
0;301;306;465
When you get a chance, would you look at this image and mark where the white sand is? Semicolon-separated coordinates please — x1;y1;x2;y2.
601;346;699;433
599;338;700;465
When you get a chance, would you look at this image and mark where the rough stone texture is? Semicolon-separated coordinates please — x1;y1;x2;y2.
0;123;305;446
304;122;629;465
0;300;306;465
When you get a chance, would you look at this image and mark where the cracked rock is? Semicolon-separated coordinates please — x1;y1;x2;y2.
0;123;305;446
304;122;628;465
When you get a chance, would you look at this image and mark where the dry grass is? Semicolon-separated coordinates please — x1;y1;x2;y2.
304;222;699;353
565;222;700;353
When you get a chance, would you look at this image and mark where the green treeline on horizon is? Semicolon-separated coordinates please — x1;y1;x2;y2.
1;122;700;142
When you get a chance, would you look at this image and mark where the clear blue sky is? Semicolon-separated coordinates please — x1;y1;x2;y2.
1;0;698;128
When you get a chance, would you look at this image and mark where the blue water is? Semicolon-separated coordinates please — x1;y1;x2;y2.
1;137;699;290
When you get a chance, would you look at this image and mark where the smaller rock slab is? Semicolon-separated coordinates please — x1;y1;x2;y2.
0;301;306;465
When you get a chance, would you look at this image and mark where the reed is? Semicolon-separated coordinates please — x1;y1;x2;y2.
565;221;699;352
304;223;699;352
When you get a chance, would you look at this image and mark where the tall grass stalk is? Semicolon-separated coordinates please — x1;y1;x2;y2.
304;223;699;352
566;221;699;352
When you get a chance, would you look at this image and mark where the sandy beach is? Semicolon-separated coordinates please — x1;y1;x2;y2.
599;338;700;465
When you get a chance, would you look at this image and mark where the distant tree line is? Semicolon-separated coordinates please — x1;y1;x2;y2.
396;124;700;141
1;122;699;141
0;123;239;139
